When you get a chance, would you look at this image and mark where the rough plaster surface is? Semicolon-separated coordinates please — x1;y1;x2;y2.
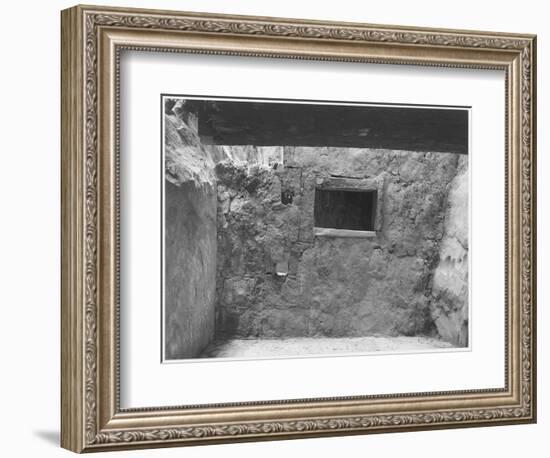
431;156;469;345
164;108;218;359
164;181;217;359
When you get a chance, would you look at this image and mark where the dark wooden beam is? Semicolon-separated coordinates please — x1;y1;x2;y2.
195;100;468;154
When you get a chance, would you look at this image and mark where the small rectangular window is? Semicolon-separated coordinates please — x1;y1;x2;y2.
314;189;377;232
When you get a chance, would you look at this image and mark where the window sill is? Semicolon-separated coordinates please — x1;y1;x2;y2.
314;227;377;238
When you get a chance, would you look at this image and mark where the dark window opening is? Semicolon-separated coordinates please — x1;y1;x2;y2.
314;189;377;231
281;189;294;205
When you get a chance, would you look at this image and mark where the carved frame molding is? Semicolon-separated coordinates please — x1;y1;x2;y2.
61;4;536;452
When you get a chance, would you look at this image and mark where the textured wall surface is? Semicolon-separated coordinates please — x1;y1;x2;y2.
215;147;465;341
164;110;217;359
431;156;469;345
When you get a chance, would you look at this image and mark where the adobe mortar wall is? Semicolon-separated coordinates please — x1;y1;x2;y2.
214;147;464;341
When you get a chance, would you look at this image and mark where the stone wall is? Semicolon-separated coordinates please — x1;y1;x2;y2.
215;147;465;341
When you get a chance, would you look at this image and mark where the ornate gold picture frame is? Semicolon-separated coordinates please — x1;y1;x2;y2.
61;4;536;453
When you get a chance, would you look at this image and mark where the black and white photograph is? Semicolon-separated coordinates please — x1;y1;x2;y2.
162;96;470;361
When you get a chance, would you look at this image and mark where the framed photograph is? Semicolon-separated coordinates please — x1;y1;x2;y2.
61;4;537;453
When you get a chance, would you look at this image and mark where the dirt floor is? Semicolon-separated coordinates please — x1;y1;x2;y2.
199;336;454;359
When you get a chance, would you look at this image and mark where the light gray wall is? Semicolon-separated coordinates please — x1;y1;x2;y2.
164;180;217;359
431;156;469;345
